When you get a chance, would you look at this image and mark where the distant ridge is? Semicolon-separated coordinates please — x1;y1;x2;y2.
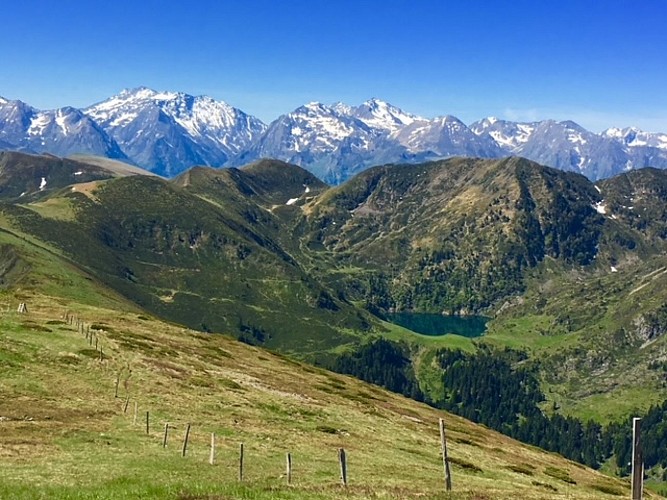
1;88;667;181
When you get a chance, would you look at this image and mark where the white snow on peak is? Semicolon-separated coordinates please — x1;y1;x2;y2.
55;110;69;136
353;98;418;132
110;112;139;127
28;113;51;136
602;126;667;151
332;102;353;115
286;197;299;205
603;127;624;139
0;97;8;105
288;104;355;148
39;177;47;190
84;88;266;155
304;101;324;111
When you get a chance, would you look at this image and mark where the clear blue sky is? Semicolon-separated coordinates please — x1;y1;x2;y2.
1;0;666;132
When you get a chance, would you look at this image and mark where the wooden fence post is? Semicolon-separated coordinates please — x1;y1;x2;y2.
239;443;244;481
286;452;292;485
631;417;643;500
163;423;169;448
133;402;138;425
123;396;130;414
439;418;452;492
145;411;150;435
209;433;215;465
182;423;191;457
338;448;347;487
114;372;121;398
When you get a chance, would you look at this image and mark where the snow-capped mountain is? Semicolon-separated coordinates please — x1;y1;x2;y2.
513;120;632;179
469;117;537;152
350;98;418;132
391;115;504;158
470;118;667;180
1;89;667;182
84;87;266;177
232;99;504;183
602;127;667;150
231;100;401;182
0;98;125;159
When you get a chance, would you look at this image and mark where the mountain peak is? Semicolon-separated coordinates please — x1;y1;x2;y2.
559;119;586;131
362;97;390;108
117;87;182;102
303;101;327;110
352;98;417;131
480;116;500;126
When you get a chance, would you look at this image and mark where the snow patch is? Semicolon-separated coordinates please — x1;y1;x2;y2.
286;197;299;206
304;185;310;193
593;201;606;215
611;266;618;273
594;185;601;193
55;110;69;135
74;171;83;176
110;112;138;127
39;177;47;190
28;114;50;136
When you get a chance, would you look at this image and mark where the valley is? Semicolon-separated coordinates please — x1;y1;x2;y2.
1;151;667;496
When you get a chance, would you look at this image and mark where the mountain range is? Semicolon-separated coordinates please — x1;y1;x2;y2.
1;88;667;182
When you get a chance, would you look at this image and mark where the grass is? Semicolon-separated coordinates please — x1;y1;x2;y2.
0;288;644;499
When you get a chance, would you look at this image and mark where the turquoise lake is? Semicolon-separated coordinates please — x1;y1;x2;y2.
386;312;489;338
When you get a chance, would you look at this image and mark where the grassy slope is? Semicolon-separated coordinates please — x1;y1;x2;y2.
0;236;642;499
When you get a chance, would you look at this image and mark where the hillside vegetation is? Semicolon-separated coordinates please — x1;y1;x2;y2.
1;152;667;485
0;275;642;498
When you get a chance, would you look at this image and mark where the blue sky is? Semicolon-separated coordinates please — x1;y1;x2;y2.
1;0;666;131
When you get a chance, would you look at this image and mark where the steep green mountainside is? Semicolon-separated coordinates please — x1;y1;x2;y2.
302;157;665;315
0;154;377;356
599;167;667;241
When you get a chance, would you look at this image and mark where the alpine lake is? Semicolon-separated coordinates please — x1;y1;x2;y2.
386;312;489;338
